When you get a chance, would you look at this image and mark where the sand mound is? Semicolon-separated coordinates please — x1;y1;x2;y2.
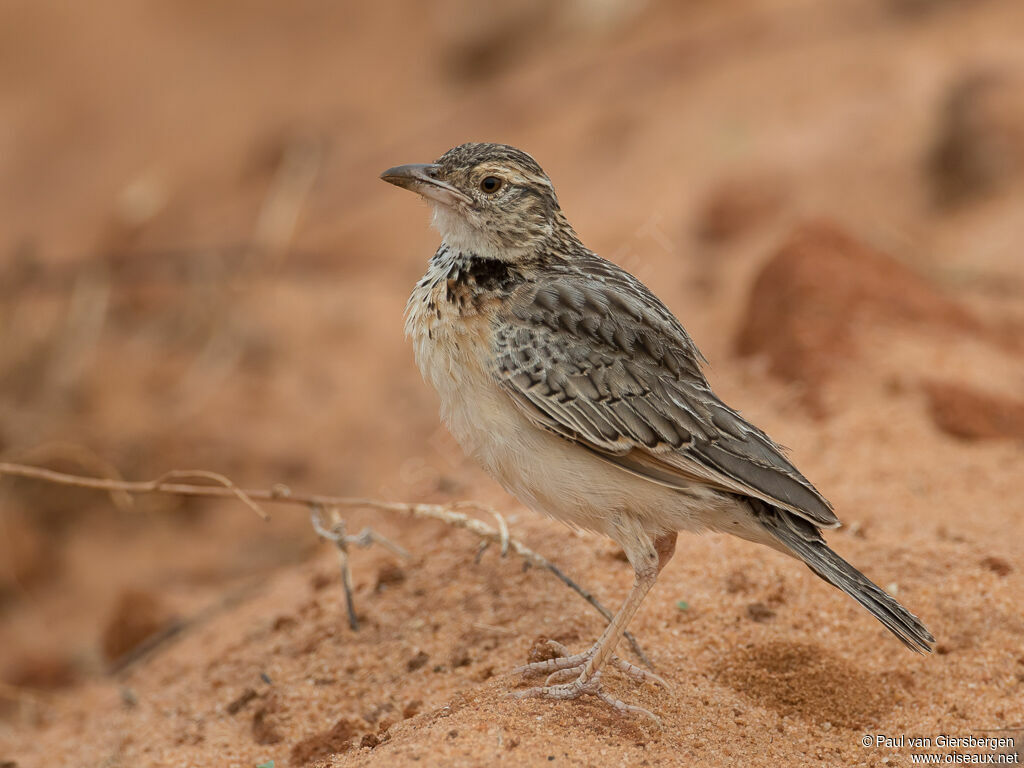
735;221;980;412
924;380;1024;440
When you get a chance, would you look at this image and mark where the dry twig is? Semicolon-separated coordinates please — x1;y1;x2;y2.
0;461;652;667
309;504;410;631
3;441;135;512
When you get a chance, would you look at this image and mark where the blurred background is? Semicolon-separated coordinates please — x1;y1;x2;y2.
1;0;1023;760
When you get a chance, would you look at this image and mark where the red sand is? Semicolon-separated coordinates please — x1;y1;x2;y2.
1;1;1023;766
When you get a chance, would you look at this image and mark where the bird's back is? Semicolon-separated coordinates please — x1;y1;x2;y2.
490;250;840;529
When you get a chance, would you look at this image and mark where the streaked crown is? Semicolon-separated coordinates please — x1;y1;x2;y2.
382;142;579;259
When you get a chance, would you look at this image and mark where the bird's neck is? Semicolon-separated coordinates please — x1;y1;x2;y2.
431;206;509;261
433;207;584;264
432;246;526;294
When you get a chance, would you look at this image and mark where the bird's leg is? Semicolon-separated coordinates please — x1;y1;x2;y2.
511;531;677;722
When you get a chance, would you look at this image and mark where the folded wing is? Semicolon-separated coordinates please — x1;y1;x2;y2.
492;254;839;529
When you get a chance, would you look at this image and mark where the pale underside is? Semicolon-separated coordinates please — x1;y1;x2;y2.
406;245;838;565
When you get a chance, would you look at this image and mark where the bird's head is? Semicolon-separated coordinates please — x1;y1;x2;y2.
381;142;575;259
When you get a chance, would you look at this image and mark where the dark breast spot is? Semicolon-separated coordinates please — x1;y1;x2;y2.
465;256;521;291
445;253;524;304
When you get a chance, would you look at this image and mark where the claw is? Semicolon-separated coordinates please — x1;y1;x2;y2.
594;689;662;725
510;671;661;725
515;640;667;688
610;656;670;689
509;640;664;723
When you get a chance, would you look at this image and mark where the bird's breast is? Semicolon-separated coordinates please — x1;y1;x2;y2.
405;250;503;453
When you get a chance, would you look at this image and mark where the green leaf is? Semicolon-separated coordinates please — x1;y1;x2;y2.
256;762;275;768
675;600;689;612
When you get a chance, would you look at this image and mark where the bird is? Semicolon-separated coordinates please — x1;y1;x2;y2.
381;142;934;721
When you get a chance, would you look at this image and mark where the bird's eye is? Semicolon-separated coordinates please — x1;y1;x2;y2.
480;176;503;194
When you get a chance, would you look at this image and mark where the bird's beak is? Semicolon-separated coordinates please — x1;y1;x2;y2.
380;163;472;207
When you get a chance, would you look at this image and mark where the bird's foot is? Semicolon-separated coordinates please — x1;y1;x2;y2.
514;639;668;688
509;639;666;724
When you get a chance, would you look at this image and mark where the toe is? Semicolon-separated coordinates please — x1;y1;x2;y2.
513;643;590;678
610;656;670;689
595;690;662;726
508;681;582;702
544;666;583;686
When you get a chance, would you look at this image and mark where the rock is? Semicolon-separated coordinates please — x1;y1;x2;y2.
226;687;258;715
251;693;285;746
928;70;1024;206
374;562;406;591
746;602;776;622
448;646;472;668
980;556;1013;577
360;732;381;749
406;650;430;672
725;569;755;595
289;716;361;764
735;221;979;412
100;589;176;665
525;636;561;665
923;380;1024;440
3;652;78;690
695;173;786;243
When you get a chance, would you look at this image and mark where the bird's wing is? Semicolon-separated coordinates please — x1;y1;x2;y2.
492;255;839;528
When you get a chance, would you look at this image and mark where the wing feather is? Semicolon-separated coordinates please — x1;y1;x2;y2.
493;253;839;528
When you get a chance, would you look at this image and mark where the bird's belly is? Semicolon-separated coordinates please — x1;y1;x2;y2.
417;336;723;537
407;290;743;541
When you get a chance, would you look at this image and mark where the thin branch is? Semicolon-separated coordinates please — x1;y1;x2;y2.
149;469;270;521
455;500;510;556
309;506;359;630
0;461;652;667
309;505;410;631
3;441;135;512
0;463;269;520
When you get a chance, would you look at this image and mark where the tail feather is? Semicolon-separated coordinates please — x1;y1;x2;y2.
754;503;935;654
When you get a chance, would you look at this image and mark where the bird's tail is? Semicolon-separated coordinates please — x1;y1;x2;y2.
753;502;935;654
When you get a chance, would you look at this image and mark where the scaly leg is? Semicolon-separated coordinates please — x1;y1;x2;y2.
511;531;677;722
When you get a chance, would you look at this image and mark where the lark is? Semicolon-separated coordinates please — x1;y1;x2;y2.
382;143;933;721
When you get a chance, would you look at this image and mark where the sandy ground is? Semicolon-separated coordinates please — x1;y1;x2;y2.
1;1;1023;766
